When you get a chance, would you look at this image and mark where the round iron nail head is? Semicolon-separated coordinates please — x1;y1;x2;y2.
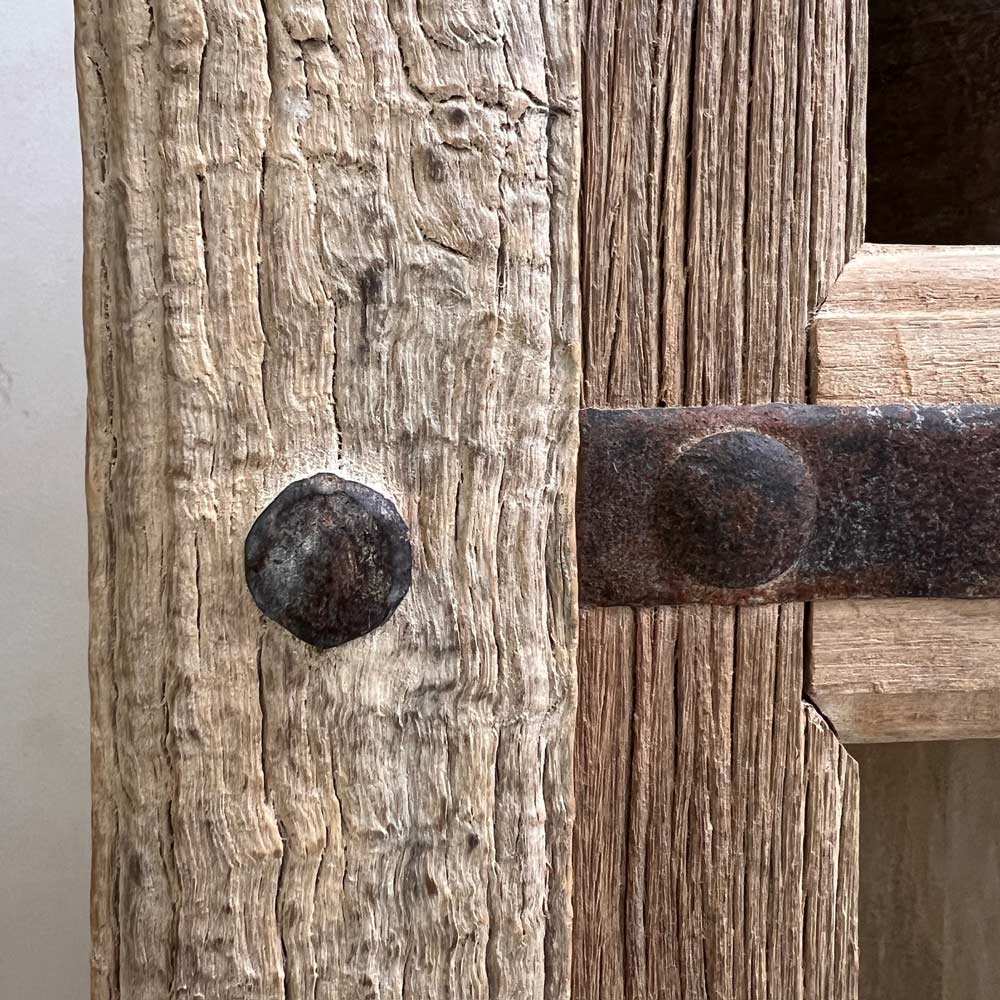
245;473;411;649
660;430;817;589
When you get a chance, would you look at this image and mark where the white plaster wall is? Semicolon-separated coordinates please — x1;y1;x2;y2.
0;2;90;995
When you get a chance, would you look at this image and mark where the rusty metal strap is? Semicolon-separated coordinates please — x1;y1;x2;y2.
577;404;1000;607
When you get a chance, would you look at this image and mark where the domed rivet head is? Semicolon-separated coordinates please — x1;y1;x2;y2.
660;430;817;589
245;473;412;649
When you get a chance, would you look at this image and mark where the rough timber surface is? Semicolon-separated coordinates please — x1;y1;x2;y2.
573;0;865;997
76;1;580;997
811;242;1000;1000
811;243;1000;742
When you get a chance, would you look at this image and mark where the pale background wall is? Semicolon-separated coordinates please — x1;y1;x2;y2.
0;2;90;995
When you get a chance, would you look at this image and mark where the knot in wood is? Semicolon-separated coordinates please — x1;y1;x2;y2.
245;473;412;649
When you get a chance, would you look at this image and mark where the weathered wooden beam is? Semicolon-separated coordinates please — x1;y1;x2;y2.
573;0;864;996
812;244;1000;407
811;243;1000;742
77;1;580;996
811;600;1000;743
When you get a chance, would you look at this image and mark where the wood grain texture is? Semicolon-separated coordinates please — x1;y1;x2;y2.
813;246;1000;1000
811;600;1000;743
812;244;1000;406
77;1;580;998
811;243;1000;741
573;0;864;996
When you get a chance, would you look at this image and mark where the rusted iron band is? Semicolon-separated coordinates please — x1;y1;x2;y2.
577;404;1000;607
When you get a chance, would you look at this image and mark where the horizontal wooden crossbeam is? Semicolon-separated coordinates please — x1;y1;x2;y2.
809;244;1000;742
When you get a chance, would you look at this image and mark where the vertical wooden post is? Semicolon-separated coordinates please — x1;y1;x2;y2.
76;1;580;996
573;1;866;997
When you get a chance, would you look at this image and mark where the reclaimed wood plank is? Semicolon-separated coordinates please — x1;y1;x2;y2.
811;243;1000;741
813;241;1000;1000
77;1;581;996
573;0;864;996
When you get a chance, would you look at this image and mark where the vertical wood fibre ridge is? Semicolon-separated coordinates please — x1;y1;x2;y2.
574;0;864;997
78;0;581;997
